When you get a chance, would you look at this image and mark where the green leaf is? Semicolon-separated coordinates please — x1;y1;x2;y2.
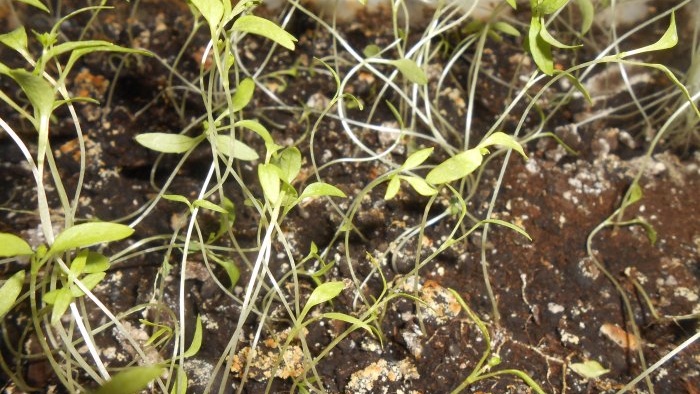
94;366;165;394
135;133;200;154
300;281;345;320
190;0;224;31
402;176;438;196
528;17;554;76
425;148;483;185
491;22;521;37
193;199;228;213
402;147;433;170
479;132;528;159
170;367;188;394
70;272;106;297
570;360;610;379
70;251;87;276
82;251;110;274
182;315;203;358
232;15;297;51
0;233;33;257
482;219;532;241
363;44;381;58
6;69;54;118
390;59;428;85
321;312;375;336
258;163;280;203
275;147;302;183
539;23;581;49
299;182;347;200
0;271;25;319
534;0;570;14
384;176;401;200
622;12;677;58
506;0;517;8
50;222;135;254
625;182;643;206
0;27;29;55
163;194;192;207
50;288;73;325
209;254;239;287
575;0;594;34
231;78;255;112
556;70;592;103
214;135;259;161
234;119;274;145
15;0;49;12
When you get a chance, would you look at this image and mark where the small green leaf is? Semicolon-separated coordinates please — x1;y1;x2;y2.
7;69;54;118
94;366;165;394
570;360;610;379
170;367;188;394
384;176;401;200
70;251;87;276
15;0;49;12
491;22;521;37
193;199;228;213
575;0;594;34
70;272;106;297
402;176;438;196
50;288;73;325
135;133;199;154
258;164;280;203
539;23;582;49
363;44;381;58
390;59;428;85
623;12;677;58
182;315;203;358
163;194;192;208
483;219;532;241
625;182;643;206
321;312;375;336
50;222;135;254
556;70;592;103
299;182;347;200
0;271;25;319
506;0;516;8
402;147;433;171
300;281;345;320
0;233;33;257
275;147;302;183
83;251;110;274
234;119;274;145
479;132;528;159
190;0;224;30
528;17;554;76
535;0;570;14
425;148;483;185
214;135;259;161
232;15;297;51
0;27;29;55
231;78;255;112
209;254;239;287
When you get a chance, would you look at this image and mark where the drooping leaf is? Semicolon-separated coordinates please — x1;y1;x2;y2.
258;163;280;203
234;119;274;145
570;360;610;379
182;315;203;358
622;12;677;58
482;219;532;241
214;135;259;161
402;176;438;196
94;366;165;394
231;78;255;112
425;148;484;185
539;23;581;49
401;147;433;171
390;59;428;85
528;17;554;76
0;271;25;319
299;182;347;200
384;176;401;200
321;312;375;336
50;222;135;254
0;233;33;257
135;133;200;154
556;70;592;103
232;15;297;51
479;132;528;159
575;0;594;34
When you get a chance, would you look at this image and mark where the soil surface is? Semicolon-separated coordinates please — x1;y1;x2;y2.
1;1;699;393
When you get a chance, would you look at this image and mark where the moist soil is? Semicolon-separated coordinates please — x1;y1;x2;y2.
1;2;699;393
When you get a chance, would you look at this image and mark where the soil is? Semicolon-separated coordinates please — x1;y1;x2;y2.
1;1;699;393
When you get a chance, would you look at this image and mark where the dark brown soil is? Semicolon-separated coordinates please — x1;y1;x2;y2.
1;2;698;393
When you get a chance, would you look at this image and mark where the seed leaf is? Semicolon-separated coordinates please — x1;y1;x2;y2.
479;132;528;159
300;182;347;200
390;59;428;85
70;272;106;297
0;233;33;257
402;176;438;196
402;147;433;171
623;12;677;58
0;27;29;55
231;78;255;112
190;0;224;30
193;199;228;213
300;281;345;320
95;366;165;394
425;148;483;185
15;0;49;12
528;17;554;76
321;312;375;336
214;135;259;161
50;222;135;254
275;147;302;183
0;271;25;319
136;133;199;154
384;176;401;200
182;315;203;358
232;15;297;51
570;360;610;379
258;163;280;203
575;0;594;34
50;288;73;325
539;23;581;49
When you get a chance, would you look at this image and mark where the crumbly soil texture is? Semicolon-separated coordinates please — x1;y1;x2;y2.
1;2;699;393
